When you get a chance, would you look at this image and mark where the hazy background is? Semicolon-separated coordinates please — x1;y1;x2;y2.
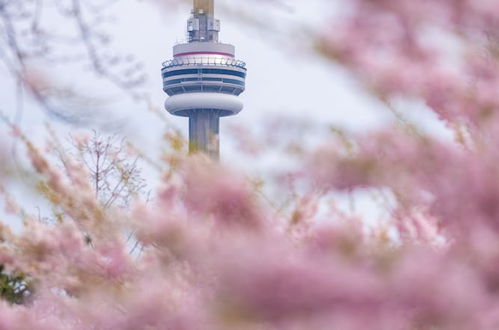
0;0;450;224
0;0;393;160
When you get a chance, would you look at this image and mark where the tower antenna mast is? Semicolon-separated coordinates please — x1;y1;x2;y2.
193;0;214;16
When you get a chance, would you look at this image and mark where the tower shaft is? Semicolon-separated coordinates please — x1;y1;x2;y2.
189;109;220;159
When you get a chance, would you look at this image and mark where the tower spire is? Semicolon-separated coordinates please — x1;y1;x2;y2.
193;0;214;17
188;0;219;42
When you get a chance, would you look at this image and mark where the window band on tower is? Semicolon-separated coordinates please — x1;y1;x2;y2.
162;68;247;79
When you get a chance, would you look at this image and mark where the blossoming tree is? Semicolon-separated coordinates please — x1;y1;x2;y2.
2;0;499;329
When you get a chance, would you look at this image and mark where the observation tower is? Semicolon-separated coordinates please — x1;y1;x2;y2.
162;0;247;159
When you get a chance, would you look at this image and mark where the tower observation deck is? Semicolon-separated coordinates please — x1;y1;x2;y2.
162;0;247;159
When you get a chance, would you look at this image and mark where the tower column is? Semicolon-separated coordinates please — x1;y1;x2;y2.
189;109;220;159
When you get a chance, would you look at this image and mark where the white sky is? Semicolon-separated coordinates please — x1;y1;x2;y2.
0;0;393;155
0;0;452;229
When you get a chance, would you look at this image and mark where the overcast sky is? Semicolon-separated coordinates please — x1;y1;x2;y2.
0;0;451;228
0;0;396;158
0;0;454;175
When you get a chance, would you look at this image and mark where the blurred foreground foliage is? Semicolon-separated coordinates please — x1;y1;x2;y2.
0;265;30;305
4;0;499;329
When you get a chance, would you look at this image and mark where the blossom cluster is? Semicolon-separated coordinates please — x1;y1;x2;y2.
2;0;499;329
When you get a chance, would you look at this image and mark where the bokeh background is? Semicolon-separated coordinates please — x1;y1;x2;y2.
0;0;449;222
